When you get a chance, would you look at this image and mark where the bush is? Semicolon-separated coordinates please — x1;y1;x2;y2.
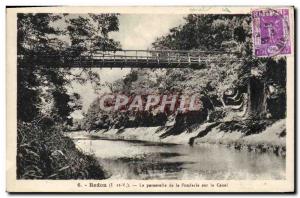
17;121;107;179
218;119;275;135
208;109;226;122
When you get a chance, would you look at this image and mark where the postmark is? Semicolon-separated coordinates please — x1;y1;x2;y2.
252;8;291;57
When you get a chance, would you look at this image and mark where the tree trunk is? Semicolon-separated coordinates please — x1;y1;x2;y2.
247;76;267;119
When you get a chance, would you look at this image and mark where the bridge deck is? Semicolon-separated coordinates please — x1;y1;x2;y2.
18;50;242;68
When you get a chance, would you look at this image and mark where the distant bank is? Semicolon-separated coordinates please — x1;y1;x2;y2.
66;119;286;157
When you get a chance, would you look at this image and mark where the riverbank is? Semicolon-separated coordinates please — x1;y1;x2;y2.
68;119;286;157
193;119;286;157
17;121;108;179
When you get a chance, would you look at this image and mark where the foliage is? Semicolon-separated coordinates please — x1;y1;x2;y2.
83;14;286;134
83;14;253;131
152;14;253;98
17;13;121;123
17;121;107;179
17;13;121;179
218;119;275;136
66;14;121;55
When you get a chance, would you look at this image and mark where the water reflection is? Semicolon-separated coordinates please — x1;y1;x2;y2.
73;136;285;180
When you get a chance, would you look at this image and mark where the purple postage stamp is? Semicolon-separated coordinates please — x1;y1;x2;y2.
252;8;291;57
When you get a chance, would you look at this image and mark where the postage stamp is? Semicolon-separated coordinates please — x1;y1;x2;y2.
252;8;291;57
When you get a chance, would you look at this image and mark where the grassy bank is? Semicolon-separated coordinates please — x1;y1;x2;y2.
193;119;286;157
17;121;107;179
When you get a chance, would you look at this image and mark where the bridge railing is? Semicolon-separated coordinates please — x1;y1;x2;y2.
18;49;242;68
72;50;216;65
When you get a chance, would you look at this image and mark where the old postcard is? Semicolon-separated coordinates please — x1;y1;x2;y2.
6;6;295;192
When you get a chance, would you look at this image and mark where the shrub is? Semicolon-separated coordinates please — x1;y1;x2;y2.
17;121;107;179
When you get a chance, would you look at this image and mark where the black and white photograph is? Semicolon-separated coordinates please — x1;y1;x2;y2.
6;6;295;192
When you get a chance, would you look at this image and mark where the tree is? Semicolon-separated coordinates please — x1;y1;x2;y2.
83;14;287;132
151;14;286;120
17;13;121;124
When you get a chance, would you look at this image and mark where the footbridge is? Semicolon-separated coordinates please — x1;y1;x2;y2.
18;49;242;69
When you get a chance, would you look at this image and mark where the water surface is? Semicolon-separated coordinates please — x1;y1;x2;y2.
71;133;285;180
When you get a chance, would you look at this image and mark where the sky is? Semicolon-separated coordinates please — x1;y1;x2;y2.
110;14;186;50
70;14;186;119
